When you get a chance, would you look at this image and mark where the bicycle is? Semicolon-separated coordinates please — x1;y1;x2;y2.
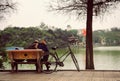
41;44;80;74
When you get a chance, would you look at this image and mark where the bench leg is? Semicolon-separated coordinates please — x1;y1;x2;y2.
15;63;18;72
37;61;42;73
11;63;15;72
35;64;38;71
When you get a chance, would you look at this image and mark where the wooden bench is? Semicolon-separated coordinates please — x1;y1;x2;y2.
7;49;44;72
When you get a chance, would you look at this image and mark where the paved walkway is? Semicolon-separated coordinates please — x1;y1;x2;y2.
0;70;120;81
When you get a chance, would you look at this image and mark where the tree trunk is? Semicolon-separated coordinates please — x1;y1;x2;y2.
85;0;94;69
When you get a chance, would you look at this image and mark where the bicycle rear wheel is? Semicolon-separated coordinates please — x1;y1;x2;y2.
71;53;80;71
42;53;57;74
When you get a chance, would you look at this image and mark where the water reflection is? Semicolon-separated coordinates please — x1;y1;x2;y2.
94;51;120;70
58;46;120;70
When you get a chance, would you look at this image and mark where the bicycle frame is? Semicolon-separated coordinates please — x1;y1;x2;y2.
52;45;74;65
41;44;80;74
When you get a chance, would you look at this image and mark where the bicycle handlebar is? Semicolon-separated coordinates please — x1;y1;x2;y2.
51;46;58;50
50;43;72;52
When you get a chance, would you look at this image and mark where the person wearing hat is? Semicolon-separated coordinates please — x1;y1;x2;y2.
38;39;49;61
38;39;50;69
27;40;39;49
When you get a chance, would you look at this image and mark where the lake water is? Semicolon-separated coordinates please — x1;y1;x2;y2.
3;46;120;70
61;46;120;70
6;46;24;50
93;46;120;70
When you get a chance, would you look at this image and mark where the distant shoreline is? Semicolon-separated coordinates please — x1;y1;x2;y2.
93;46;120;51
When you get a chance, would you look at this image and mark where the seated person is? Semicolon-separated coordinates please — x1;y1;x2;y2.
27;40;39;49
38;40;49;62
25;40;39;62
38;39;50;70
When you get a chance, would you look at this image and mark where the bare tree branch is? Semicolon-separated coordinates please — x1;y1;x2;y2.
49;0;120;17
0;0;17;20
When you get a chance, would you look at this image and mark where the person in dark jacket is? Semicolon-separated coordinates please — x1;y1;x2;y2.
38;40;49;62
38;39;50;70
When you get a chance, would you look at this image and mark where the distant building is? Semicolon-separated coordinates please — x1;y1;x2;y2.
66;25;86;37
77;29;82;36
68;35;79;45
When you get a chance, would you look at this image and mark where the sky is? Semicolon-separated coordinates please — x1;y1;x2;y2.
0;0;120;30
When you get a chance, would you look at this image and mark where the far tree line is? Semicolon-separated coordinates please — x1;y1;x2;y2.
0;24;119;49
0;24;80;50
93;27;120;46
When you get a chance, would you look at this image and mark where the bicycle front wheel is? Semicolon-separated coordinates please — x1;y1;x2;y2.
42;53;57;74
71;53;80;71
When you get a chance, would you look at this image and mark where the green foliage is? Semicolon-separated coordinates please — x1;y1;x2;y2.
0;59;3;69
93;27;120;46
68;29;78;36
0;48;7;69
0;24;80;49
0;25;119;49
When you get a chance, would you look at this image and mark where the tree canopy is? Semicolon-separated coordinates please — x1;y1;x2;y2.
49;0;119;18
0;24;80;49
